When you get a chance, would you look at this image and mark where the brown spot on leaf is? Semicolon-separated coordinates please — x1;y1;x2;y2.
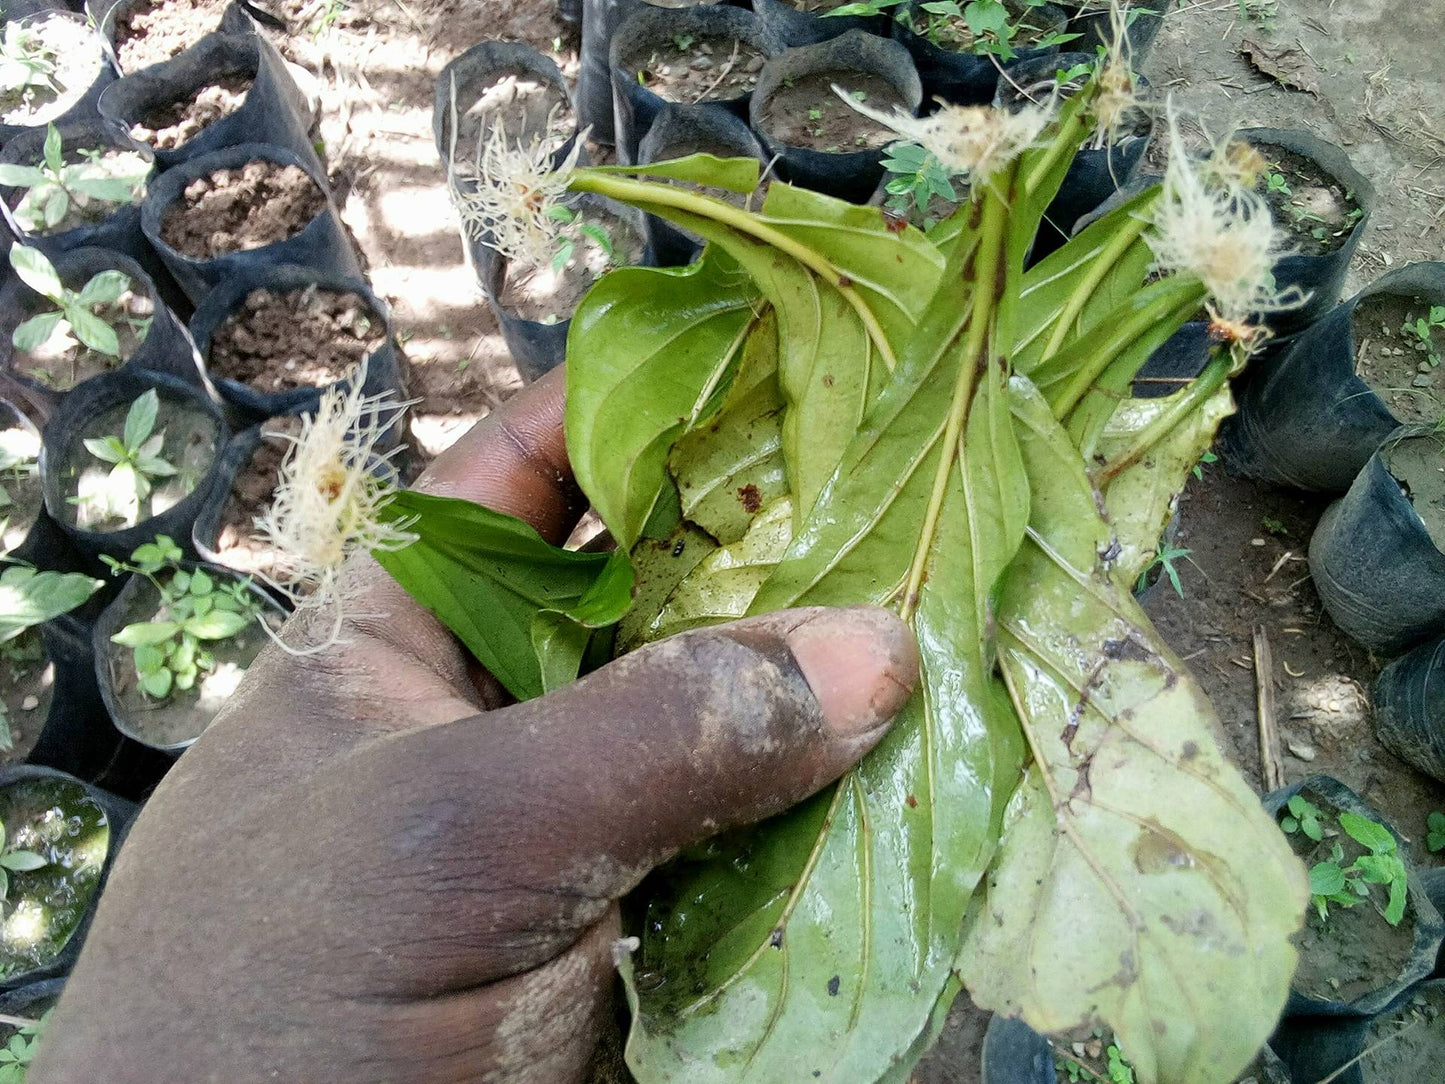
827;975;840;996
906;794;918;808
822;373;835;388
737;484;762;513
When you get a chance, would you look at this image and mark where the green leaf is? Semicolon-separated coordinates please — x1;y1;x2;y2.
1310;861;1347;896
582;153;762;195
43;123;61;173
122;389;158;451
0;164;48;188
141;667;173;699
69;174;142;203
7;244;62;299
67;304;119;357
189;569;213;596
0;565;102;642
76;269;131;308
133;643;165;672
621;176;1029;1082
0;849;45;872
80;437;123;467
1339;811;1396;855
183;609;250;640
10;310;64;354
371;490;634;701
41;185;68;229
566;248;761;551
957;380;1308;1084
1384;872;1407;926
110;620;180;647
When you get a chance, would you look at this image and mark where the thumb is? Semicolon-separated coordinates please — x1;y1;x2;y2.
349;606;918;981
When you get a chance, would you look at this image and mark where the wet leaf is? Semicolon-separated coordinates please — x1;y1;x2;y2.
958;381;1308;1084
0;850;46;873
372;490;634;701
565;249;761;551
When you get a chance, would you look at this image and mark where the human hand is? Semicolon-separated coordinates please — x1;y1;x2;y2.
31;368;919;1083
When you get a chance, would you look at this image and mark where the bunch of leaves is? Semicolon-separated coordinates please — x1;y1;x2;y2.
881;142;959;225
75;390;178;527
0;1008;51;1083
896;0;1080;60
375;75;1306;1084
0;815;47;904
0;125;148;236
1284;798;1409;926
0;23;55;102
1136;541;1195;596
103;536;266;701
1402;305;1445;368
0;560;100;743
8;246;144;382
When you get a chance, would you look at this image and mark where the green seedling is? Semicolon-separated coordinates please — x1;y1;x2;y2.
8;246;144;384
850;90;868;102
1261;516;1288;536
0;815;48;904
0;1007;51;1083
1191;449;1218;480
672;33;695;51
1427;811;1445;853
1279;794;1324;841
1262;170;1291;198
883;142;958;220
1137;543;1195;597
0;125;148;236
1235;0;1276;27
544;205;623;276
1301;808;1409;926
1402;305;1445;368
0;22;56;103
1105;1043;1134;1084
808;107;824;121
0;430;39;542
103;536;266;702
310;0;349;37
875;0;1079;61
76;390;178;524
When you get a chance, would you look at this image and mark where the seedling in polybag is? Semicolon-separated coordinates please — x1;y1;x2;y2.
883;142;957;222
1428;811;1445;853
0;1007;50;1082
672;33;695;51
0;429;40;541
0;125;148;236
76;390;178;524
1401;306;1445;368
0;816;47;904
1262;169;1291;198
103;535;266;702
895;0;1080;62
544;205;622;276
1191;449;1218;480
1279;794;1325;841
8;246;146;385
0;22;56;103
1305;810;1408;925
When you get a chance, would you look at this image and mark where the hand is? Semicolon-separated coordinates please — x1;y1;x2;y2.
32;368;919;1083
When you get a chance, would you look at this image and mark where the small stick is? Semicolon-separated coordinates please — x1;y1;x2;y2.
0;1013;40;1029
692;41;740;105
1263;549;1293;583
1254;625;1285;791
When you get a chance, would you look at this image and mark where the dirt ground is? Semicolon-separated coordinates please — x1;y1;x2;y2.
264;0;1444;1078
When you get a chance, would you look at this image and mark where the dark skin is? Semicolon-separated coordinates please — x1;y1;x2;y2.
31;368;919;1083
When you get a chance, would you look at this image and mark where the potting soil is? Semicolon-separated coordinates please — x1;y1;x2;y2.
130;72;254;151
1353;292;1443;427
208;286;385;393
113;0;235;72
159;160;325;258
761;71;901;152
626;36;766;104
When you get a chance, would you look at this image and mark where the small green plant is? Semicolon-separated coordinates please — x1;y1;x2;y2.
882;142;957;222
1137;543;1195;597
0;1007;51;1082
808;107;824;121
75;389;177;525
543;205;621;276
0;125;148;236
8;246;145;385
1402;305;1445;368
1191;449;1218;480
830;0;1079;61
1055;1035;1135;1084
1279;795;1324;841
1235;0;1276;27
0;431;40;546
1262;170;1291;198
0;816;47;904
671;33;695;51
1261;515;1288;536
103;536;266;701
1289;804;1409;926
1427;811;1445;853
0;22;56;104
